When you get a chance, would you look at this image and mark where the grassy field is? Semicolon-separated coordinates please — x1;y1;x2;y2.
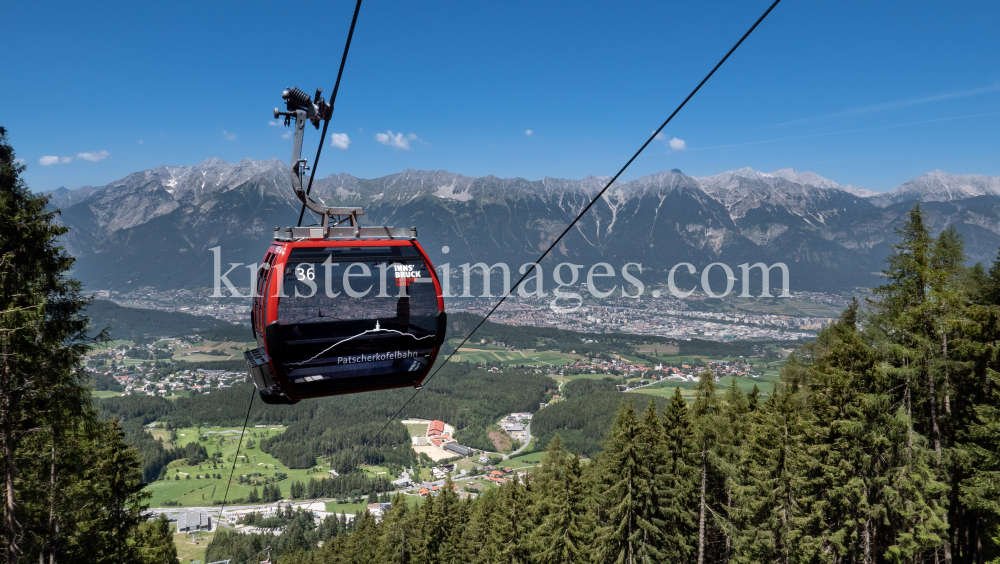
409;466;429;483
614;353;652;365
360;465;392;478
170;340;253;362
635;344;680;355
505;449;544;468
448;341;580;367
404;423;429;436
639;353;716;365
565;373;618;381
174;530;212;563
325;495;422;515
324;500;376;515
628;374;775;401
143;425;340;507
91;390;123;398
84;339;256;369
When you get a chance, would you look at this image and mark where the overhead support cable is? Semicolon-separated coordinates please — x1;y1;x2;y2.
314;0;785;500
297;0;364;227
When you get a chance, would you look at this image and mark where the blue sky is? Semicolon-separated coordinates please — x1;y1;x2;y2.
4;0;999;193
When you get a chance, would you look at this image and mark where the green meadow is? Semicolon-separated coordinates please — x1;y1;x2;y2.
143;425;342;507
565;373;619;381
628;374;775;401
448;341;580;367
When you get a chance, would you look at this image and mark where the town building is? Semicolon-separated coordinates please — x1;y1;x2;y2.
427;420;445;437
176;510;212;533
444;443;473;457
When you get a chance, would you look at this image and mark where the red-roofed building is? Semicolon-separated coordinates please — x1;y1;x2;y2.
428;420;445;437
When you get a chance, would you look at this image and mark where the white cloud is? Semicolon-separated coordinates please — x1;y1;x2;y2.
13;158;25;165
653;131;686;151
39;156;72;166
223;130;237;141
77;150;110;162
330;133;351;150
138;140;143;144
525;129;533;136
268;120;281;126
281;131;292;139
375;130;412;150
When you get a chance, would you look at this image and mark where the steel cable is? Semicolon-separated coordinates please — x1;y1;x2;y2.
217;389;255;522
313;0;784;501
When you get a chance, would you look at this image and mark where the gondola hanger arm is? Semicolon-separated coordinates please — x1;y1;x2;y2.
275;87;363;228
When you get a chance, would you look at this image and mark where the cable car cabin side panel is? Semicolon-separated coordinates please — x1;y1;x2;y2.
248;239;446;404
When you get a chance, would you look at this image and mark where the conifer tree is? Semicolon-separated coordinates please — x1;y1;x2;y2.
344;510;381;564
731;379;808;564
868;206;966;561
379;493;417;564
484;477;530;564
691;371;722;564
957;326;1000;561
532;435;592;564
532;434;570;523
746;385;760;411
463;486;499;563
1;127;149;563
810;298;947;562
716;379;749;558
660;387;697;562
435;475;467;563
414;489;442;564
73;418;150;564
135;513;178;564
594;400;665;563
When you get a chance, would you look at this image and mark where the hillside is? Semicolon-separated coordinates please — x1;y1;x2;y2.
85;299;248;342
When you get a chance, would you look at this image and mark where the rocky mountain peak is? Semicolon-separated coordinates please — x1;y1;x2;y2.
871;170;1000;206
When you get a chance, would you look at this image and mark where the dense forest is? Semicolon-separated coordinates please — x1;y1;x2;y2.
0;130;172;562
530;376;671;458
207;207;1000;563
84;298;246;342
89;370;125;392
676;337;783;358
96;361;555;480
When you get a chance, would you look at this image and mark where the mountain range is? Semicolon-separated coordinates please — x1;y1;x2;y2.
45;159;1000;295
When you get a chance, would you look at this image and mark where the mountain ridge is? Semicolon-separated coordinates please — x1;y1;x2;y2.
45;159;1000;295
